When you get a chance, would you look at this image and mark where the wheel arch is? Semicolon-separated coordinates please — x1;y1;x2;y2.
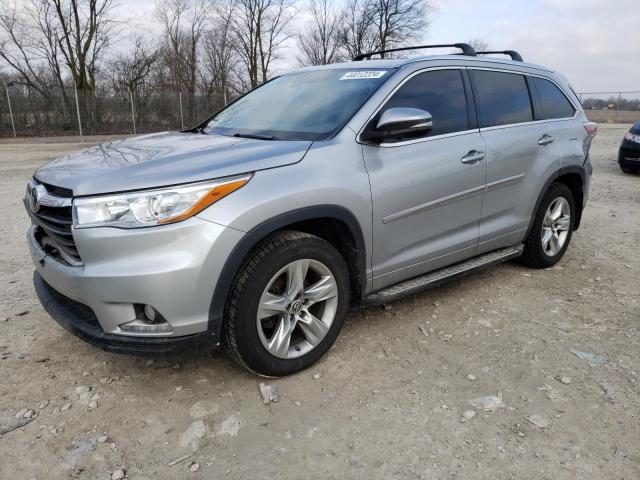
208;205;367;336
526;166;586;238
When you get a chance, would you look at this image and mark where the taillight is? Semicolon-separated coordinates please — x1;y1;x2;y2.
584;122;598;137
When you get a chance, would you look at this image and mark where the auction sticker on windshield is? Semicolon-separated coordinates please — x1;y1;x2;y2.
340;71;387;80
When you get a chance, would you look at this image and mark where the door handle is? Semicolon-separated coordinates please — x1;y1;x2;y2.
538;134;555;146
461;150;485;164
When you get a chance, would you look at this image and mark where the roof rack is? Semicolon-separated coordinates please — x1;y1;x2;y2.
353;43;476;61
477;50;523;62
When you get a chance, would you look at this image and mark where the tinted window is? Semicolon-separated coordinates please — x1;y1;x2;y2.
532;77;576;120
379;69;469;140
204;69;391;141
470;70;533;127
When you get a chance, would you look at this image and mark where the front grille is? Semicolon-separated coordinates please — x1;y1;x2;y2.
39;181;73;197
26;181;82;266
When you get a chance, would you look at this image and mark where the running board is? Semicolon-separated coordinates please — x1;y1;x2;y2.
362;245;524;306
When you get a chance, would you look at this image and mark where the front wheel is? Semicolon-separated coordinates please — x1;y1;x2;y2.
620;165;638;174
223;231;350;376
520;183;575;269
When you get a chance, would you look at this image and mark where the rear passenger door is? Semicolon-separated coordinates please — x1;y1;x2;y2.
362;68;487;290
470;69;564;253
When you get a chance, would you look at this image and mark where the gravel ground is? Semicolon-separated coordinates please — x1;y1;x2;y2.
0;125;638;480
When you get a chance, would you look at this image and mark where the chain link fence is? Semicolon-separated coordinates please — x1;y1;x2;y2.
1;84;227;137
578;91;640;124
1;84;639;138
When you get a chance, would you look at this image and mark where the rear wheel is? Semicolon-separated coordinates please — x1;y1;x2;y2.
520;183;575;268
223;231;350;376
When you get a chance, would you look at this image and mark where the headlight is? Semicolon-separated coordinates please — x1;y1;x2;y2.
625;131;640;143
74;174;251;228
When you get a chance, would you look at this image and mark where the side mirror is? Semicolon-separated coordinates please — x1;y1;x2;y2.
362;107;433;143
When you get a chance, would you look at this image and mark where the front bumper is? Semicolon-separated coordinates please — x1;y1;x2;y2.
28;216;245;352
34;271;216;355
619;142;640;167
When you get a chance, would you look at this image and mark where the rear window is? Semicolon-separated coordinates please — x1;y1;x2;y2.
532;77;576;120
470;70;533;128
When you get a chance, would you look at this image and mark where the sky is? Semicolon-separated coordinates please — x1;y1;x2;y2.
428;0;639;92
120;0;639;93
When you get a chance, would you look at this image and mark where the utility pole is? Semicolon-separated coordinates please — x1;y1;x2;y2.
179;92;185;130
129;88;136;135
74;86;83;139
2;80;16;137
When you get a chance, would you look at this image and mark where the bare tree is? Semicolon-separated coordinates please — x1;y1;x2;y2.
467;38;489;52
201;1;238;103
109;36;159;94
232;0;293;89
0;0;116;126
338;0;430;60
337;0;379;60
156;0;212;93
0;2;59;97
370;0;429;57
298;0;341;66
51;0;118;92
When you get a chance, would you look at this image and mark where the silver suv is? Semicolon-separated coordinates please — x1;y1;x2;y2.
26;44;597;376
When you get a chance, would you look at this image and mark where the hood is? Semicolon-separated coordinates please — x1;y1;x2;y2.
35;131;312;196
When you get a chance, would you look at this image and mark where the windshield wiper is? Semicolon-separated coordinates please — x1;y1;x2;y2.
232;132;276;141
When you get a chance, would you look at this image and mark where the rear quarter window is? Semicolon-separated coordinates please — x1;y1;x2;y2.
531;77;576;120
470;70;533;128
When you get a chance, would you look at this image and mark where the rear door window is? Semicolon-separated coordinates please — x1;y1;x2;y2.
531;77;576;120
379;69;469;140
470;70;533;128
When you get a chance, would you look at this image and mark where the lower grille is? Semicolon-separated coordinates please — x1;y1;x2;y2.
34;272;101;329
620;146;640;161
26;180;82;266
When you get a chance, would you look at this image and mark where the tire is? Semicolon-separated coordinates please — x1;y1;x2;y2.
520;183;575;269
620;166;638;174
223;230;351;376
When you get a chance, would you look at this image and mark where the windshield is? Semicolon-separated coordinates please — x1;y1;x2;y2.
204;68;393;141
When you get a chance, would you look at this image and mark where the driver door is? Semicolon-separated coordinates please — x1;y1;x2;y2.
362;68;487;290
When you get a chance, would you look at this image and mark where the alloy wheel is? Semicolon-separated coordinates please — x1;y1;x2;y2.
256;259;339;359
541;197;571;257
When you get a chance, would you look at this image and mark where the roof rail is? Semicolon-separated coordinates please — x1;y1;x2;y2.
353;43;476;61
477;50;523;62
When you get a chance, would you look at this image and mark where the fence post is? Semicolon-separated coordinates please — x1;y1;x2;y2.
179;92;184;130
3;81;16;138
74;86;83;139
129;88;136;135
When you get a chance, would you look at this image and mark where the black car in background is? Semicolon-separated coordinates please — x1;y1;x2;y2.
619;121;640;174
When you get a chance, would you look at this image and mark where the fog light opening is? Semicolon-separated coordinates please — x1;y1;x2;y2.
121;304;173;334
143;304;157;322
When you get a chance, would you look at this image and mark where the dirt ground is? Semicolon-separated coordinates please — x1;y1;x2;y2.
0;125;638;480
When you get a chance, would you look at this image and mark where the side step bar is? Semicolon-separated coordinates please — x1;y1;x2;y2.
362;244;524;306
